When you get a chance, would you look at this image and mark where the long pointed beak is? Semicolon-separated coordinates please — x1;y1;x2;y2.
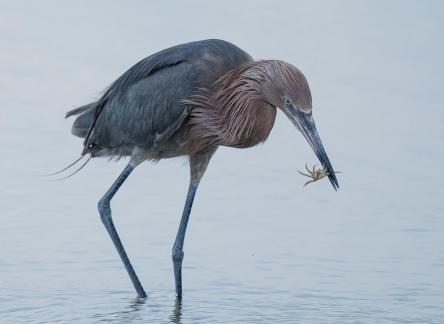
284;106;339;190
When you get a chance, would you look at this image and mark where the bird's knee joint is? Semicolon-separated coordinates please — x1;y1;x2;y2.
172;249;184;262
98;198;111;221
98;198;108;211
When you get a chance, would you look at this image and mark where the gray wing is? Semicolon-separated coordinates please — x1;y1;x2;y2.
82;45;190;154
91;61;196;150
71;39;252;155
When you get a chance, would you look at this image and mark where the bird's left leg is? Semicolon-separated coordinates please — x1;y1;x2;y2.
172;149;215;298
98;161;147;298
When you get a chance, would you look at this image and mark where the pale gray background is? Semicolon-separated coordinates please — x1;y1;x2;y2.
1;1;443;323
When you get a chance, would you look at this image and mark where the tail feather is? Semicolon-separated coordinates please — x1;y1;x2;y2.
66;102;97;139
44;154;91;180
52;102;97;180
45;155;85;176
52;155;92;181
66;105;90;118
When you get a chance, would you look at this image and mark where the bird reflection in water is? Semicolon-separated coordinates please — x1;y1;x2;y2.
169;298;183;324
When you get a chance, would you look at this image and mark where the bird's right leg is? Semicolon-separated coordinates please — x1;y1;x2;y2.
172;149;216;298
98;163;147;298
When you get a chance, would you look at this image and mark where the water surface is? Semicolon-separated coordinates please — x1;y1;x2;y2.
1;1;443;322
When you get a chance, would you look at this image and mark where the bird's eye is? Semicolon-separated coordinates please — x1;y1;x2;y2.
284;96;291;105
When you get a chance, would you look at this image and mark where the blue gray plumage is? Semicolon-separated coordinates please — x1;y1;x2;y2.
67;39;252;157
65;38;338;299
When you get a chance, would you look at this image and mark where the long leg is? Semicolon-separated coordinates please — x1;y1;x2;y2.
172;182;197;297
172;150;215;298
98;163;147;298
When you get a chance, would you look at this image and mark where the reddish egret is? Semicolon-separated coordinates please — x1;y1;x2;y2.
65;39;339;298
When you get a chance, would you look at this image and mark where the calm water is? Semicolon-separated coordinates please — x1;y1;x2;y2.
1;1;444;323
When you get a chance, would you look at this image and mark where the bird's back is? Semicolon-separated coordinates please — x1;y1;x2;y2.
67;39;252;158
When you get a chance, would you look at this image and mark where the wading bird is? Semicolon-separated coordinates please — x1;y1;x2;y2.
65;39;339;299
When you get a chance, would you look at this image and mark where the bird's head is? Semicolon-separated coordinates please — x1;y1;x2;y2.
248;60;339;190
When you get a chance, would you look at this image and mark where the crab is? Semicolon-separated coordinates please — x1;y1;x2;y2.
298;164;331;187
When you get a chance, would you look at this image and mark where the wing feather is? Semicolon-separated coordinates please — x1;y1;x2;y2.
74;39;253;155
82;47;189;154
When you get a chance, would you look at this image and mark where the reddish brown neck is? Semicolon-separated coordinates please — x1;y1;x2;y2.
184;84;276;154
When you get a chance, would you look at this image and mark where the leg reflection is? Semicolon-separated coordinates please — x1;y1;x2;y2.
169;297;183;324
